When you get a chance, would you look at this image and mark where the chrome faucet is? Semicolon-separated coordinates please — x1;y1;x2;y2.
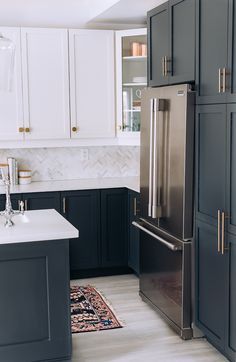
0;169;24;227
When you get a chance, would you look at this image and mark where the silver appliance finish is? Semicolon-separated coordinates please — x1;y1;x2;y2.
140;84;194;240
137;84;195;339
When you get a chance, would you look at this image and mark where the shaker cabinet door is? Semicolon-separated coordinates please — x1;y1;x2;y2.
226;105;236;237
69;30;115;139
195;104;227;226
227;0;236;103
128;191;140;274
196;0;229;104
22;192;61;212
0;28;23;141
21;28;70;140
169;0;195;84
61;190;100;272
195;221;227;351
225;233;236;361
101;189;128;268
148;3;169;87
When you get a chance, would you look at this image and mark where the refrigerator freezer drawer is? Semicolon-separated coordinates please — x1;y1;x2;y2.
138;226;192;339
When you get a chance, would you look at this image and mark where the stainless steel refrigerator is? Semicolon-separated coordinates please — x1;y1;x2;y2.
133;84;195;339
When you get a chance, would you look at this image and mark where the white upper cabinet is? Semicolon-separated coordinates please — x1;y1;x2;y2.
0;28;24;140
69;29;115;139
21;28;70;140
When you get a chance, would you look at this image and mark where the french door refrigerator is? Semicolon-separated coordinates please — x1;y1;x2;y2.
133;84;195;339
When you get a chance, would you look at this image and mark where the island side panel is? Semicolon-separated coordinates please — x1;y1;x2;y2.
0;239;71;362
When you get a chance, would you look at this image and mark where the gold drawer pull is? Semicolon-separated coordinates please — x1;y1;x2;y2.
218;210;221;253
72;126;77;132
25;127;30;133
18;127;24;133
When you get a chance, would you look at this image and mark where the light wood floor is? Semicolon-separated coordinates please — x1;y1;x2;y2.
71;274;227;362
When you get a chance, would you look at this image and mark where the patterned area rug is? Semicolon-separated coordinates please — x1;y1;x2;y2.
70;285;124;333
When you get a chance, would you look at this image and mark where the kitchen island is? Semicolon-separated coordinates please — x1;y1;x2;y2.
0;209;78;362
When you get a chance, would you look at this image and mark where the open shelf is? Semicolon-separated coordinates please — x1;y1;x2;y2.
123;83;147;86
123;56;147;60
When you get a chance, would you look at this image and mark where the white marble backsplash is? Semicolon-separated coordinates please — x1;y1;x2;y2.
0;146;140;182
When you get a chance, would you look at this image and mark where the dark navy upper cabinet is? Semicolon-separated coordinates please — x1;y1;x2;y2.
169;0;195;84
128;190;140;275
227;1;236;103
61;190;100;272
148;0;195;87
101;189;128;268
196;0;228;104
148;2;169;86
196;0;236;104
23;192;61;212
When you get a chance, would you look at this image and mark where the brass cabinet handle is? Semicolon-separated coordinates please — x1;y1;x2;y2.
63;197;66;214
218;68;222;93
134;197;137;216
72;126;77;132
25;127;30;133
218;210;221;253
221;212;230;255
222;68;230;93
18;127;24;133
222;68;226;93
221;211;225;255
164;56;170;77
162;57;165;77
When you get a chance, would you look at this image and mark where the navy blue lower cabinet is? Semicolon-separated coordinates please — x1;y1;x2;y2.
128;190;140;274
101;188;128;268
226;232;236;361
0;239;71;362
195;220;227;353
61;190;100;272
0;193;21;211
23;191;61;212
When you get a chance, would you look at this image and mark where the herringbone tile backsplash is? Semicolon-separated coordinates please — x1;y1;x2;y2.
0;147;140;181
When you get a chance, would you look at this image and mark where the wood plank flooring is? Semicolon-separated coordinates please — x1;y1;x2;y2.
71;274;227;362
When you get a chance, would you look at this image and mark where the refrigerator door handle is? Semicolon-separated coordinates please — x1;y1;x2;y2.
132;221;182;251
148;98;154;217
152;98;158;218
152;98;165;219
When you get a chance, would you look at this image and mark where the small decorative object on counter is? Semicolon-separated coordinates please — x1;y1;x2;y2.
7;157;18;185
0;163;9;185
18;169;32;185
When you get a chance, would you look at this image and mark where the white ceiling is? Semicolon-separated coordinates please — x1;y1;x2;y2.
91;0;165;25
0;0;165;28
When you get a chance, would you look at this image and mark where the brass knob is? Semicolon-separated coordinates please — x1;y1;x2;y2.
72;126;77;132
18;127;24;133
25;127;30;133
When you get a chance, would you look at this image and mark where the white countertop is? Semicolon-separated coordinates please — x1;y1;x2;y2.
0;177;140;195
0;209;79;245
